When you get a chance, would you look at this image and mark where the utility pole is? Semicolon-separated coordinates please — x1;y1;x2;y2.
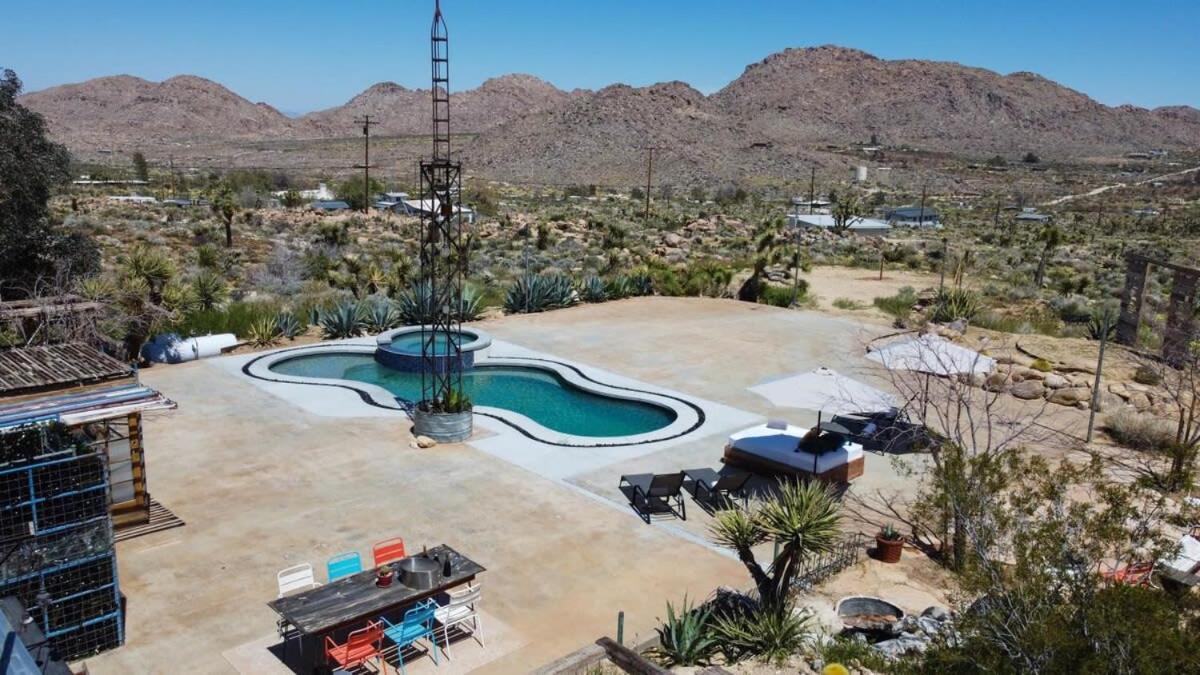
919;184;928;227
354;115;379;212
168;156;176;197
1086;308;1113;443
939;236;948;291
642;146;659;226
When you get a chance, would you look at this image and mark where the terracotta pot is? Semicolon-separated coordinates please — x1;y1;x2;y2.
375;571;394;587
875;535;904;563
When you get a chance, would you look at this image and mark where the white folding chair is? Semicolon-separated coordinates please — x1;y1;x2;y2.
277;563;321;597
433;581;484;659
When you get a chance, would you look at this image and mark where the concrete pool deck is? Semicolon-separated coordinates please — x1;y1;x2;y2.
83;297;907;674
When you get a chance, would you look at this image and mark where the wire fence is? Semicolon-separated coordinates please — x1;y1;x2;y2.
792;532;867;592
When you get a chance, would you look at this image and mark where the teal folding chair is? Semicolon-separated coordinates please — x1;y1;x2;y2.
326;551;362;582
381;599;441;674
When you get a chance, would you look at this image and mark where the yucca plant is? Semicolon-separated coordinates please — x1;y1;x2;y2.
319;302;363;339
190;269;229;311
1087;309;1116;341
360;299;400;334
579;276;608;303
929;287;983;323
275;312;305;340
246;315;282;348
655;596;717;667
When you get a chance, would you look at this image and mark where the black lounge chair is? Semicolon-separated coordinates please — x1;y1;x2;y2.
619;472;687;522
684;468;751;508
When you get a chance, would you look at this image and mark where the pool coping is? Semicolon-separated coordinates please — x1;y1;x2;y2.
242;342;705;448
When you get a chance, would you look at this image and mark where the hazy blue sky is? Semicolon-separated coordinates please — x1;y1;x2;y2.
8;0;1199;114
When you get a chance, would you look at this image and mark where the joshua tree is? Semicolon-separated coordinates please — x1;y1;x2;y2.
830;195;861;235
738;217;791;302
709;480;842;608
211;189;238;248
1033;223;1061;287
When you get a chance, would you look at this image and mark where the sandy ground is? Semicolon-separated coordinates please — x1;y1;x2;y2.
802;266;941;321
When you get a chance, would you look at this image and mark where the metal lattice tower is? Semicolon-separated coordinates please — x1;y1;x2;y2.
418;0;467;414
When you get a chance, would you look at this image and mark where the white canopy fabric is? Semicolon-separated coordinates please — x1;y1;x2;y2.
749;367;898;416
867;334;996;376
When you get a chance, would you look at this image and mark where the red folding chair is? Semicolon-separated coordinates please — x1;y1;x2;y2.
1101;561;1155;587
325;620;384;671
373;538;407;567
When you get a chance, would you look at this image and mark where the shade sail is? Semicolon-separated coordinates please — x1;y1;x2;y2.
749;367;898;416
867;334;995;376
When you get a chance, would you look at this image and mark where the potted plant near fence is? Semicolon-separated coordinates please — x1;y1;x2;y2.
876;524;904;563
376;564;394;587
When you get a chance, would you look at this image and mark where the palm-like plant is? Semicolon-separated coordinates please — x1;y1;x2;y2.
191;269;229;311
709;480;841;608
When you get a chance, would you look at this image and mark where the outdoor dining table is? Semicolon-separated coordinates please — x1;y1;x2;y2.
268;544;485;672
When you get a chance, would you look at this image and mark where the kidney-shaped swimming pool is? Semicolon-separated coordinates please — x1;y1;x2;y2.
270;352;678;438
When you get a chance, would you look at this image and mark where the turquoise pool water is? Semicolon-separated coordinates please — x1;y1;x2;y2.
271;353;676;437
387;331;477;355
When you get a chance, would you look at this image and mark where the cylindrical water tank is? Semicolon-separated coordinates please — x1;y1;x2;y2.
855;166;868;182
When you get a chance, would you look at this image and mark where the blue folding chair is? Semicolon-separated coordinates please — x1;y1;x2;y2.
326;551;362;582
381;599;442;674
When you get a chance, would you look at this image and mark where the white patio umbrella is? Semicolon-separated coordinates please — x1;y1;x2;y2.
866;333;995;376
749;367;898;417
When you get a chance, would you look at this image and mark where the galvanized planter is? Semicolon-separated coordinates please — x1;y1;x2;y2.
412;408;473;443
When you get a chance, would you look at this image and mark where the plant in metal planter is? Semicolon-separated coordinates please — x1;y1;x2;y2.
318;302;363;339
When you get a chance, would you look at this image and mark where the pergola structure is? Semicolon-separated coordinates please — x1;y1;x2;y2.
1117;253;1199;366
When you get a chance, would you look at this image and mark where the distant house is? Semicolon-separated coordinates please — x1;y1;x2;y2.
311;200;351;212
272;182;335;202
1015;207;1052;223
374;192;411;211
885;206;941;228
106;195;157;204
786;213;891;237
398;198;476;224
1132;207;1161;218
791;197;832;213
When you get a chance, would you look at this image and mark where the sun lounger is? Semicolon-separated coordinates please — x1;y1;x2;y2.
683;468;750;507
723;423;865;483
619;472;686;522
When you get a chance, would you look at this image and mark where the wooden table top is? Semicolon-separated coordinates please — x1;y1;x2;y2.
267;544;485;635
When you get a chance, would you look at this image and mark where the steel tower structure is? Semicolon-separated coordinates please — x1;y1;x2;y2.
417;0;468;419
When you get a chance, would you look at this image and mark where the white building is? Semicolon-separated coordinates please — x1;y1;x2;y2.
272;182;335;201
786;213;891;236
397;198;476;224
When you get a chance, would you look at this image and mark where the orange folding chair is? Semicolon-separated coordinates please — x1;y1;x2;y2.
373;538;407;567
325;620;384;671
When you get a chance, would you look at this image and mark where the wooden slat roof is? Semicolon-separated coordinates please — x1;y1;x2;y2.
0;343;132;396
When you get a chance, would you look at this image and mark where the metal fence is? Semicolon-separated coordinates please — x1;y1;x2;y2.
792;532;866;592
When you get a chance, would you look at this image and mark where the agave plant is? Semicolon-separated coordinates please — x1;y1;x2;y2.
246;315;282;348
459;283;484;321
655;596;716;667
1087;309;1117;341
605;276;633;300
929;287;983;323
275;312;306;340
398;281;483;324
579;276;608;303
709;600;814;666
504;273;577;314
360;299;401;334
319;302;363;339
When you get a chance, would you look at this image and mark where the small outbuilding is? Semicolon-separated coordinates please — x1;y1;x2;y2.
786;213;891;237
885;206;941;228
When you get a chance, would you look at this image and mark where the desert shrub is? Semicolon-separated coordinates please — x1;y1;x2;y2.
176;301;279;338
816;636;890;672
1132;364;1163;386
360;298;401;333
832;297;865;310
654;596;716;667
760;285;798;308
929;288;983;323
275;312;305;339
246;315;282;347
1103;408;1176;451
710;601;814;665
579;276;608;303
504;273;577;314
1050;294;1092;323
873;286;918;320
318;302;363;339
1030;358;1054;372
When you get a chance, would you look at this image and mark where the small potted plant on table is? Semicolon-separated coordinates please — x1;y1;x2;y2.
876;524;904;563
376;564;395;587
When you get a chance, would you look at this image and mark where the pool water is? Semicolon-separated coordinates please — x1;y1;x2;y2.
387;331;474;356
271;353;676;437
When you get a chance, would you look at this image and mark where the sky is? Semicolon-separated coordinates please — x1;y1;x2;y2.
7;0;1199;114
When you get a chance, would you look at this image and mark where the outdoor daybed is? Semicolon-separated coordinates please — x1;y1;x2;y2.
723;422;865;483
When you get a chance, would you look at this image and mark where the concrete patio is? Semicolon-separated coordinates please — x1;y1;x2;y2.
83;297;911;674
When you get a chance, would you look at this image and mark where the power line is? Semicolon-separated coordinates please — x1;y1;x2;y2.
353;115;379;212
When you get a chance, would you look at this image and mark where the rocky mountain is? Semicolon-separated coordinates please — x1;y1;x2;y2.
300;74;577;137
18;74;301;150
18;47;1200;183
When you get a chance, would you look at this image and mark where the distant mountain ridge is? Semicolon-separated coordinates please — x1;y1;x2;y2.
19;46;1200;184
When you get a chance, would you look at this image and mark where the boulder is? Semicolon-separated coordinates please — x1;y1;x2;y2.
1048;387;1090;406
873;636;928;658
921;606;951;621
983;372;1010;392
1011;380;1046;400
414;435;437;449
1127;391;1152;412
1043;373;1069;389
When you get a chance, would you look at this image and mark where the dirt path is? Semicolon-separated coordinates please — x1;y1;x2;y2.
1043;164;1200;206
